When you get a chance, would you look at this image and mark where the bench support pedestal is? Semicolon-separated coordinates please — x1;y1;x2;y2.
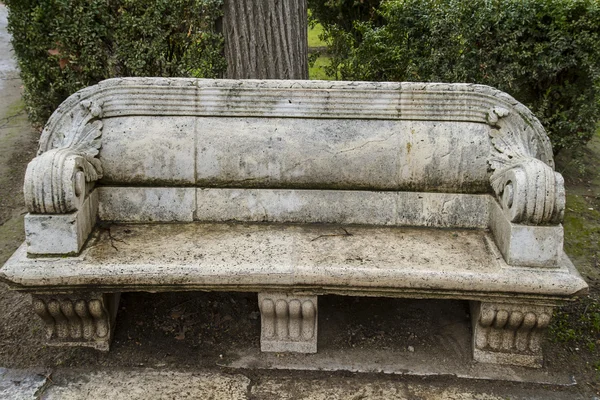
32;292;120;351
471;301;553;368
258;292;318;353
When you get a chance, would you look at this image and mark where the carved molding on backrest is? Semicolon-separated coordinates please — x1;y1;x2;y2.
37;78;555;163
33;78;559;220
24;101;103;213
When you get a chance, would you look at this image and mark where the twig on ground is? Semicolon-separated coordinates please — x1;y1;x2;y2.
311;227;353;242
33;372;54;399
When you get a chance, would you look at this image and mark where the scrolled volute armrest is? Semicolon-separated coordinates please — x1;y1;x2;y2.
24;144;102;213
488;111;564;225
24;100;103;214
490;158;565;225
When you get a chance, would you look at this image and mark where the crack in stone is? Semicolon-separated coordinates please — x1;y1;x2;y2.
337;133;396;154
218;151;334;185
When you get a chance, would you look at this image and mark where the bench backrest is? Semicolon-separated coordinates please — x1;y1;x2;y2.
27;79;560;228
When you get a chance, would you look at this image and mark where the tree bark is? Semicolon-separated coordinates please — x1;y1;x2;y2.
223;0;308;79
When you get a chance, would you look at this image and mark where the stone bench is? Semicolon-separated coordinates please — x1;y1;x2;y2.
0;78;587;368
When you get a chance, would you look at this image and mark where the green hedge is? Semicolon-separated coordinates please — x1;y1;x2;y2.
5;0;225;126
310;0;600;154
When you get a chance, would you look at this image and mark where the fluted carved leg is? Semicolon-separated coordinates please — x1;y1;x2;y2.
471;301;553;368
32;292;120;351
258;293;317;353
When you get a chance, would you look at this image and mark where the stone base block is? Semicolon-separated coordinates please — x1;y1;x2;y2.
32;292;120;351
25;190;98;255
489;199;562;267
471;301;553;368
258;293;317;353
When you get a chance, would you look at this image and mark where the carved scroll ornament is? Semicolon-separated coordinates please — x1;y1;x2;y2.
474;302;552;357
487;108;564;225
24;101;103;214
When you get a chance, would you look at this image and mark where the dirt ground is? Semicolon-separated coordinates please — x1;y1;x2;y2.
1;5;600;399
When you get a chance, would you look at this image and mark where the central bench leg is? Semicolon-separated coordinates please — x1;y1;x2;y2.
258;293;318;353
470;301;553;368
31;292;120;351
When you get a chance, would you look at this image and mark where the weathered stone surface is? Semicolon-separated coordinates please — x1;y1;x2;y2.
396;192;489;228
98;187;195;222
194;118;490;193
42;369;250;400
259;293;317;353
196;189;489;228
0;223;587;301
0;368;48;400
251;376;509;400
24;189;98;255
471;301;553;368
99;116;195;185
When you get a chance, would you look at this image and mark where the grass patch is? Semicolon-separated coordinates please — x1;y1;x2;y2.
309;55;334;80
549;125;600;375
307;13;332;80
560;127;600;280
5;98;25;117
308;22;326;48
564;193;600;261
0;214;25;266
549;295;600;373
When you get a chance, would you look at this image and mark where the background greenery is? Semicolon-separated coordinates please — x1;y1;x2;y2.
6;0;600;154
309;0;600;154
5;0;225;126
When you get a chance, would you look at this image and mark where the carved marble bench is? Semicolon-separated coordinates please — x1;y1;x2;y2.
0;78;587;368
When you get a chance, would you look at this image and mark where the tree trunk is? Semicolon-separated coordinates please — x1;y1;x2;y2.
223;0;308;80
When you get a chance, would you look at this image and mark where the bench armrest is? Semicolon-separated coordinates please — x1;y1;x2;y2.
487;108;565;225
22;100;103;255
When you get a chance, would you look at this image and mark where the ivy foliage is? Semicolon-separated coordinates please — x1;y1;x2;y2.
310;0;600;154
5;0;225;126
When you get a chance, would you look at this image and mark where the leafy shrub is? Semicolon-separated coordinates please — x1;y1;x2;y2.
5;0;225;126
308;0;382;41
311;0;600;154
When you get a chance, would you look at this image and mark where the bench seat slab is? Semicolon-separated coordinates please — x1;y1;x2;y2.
0;222;587;301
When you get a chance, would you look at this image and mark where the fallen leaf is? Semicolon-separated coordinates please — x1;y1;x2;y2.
58;58;69;69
